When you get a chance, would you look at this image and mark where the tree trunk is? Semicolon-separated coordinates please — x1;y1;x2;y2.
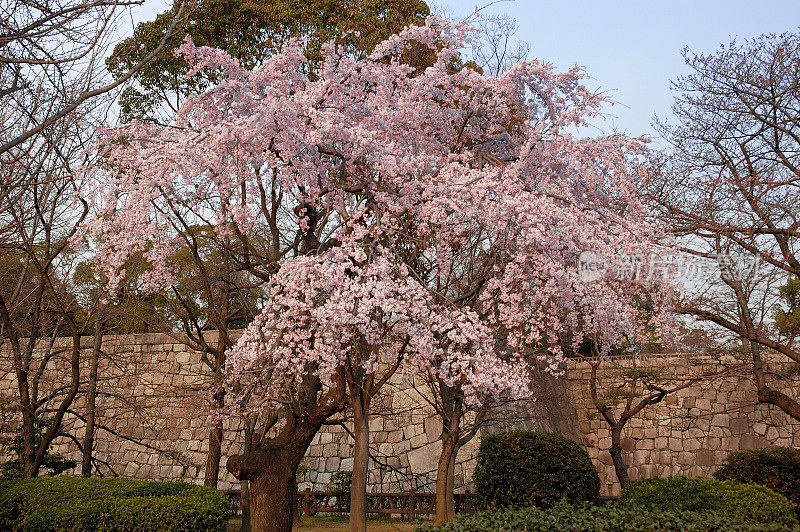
81;317;103;476
435;434;458;523
609;425;630;489
239;480;252;532
205;423;223;487
227;415;332;532
229;448;295;532
751;340;800;420
1;291;41;478
205;389;225;487
240;423;254;532
350;393;370;532
446;449;456;513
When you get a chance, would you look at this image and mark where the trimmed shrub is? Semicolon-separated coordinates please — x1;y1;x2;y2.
620;476;798;526
472;430;599;509
0;477;229;532
714;447;800;508
328;470;352;511
415;500;799;532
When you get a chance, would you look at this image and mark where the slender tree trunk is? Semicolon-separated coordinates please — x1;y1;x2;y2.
435;434;458;523
609;425;630;489
350;393;371;532
240;479;252;532
21;409;37;477
81;318;103;476
30;326;82;477
205;389;225;487
446;449;456;513
205;424;223;487
240;424;253;532
0;291;37;478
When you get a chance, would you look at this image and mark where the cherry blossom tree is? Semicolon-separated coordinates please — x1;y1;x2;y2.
83;16;670;531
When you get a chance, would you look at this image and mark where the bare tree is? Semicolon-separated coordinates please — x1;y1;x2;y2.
0;99;92;476
468;13;529;76
648;31;800;420
0;0;187;156
580;346;737;489
0;0;188;477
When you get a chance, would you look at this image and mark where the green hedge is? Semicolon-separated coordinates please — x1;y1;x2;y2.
415;500;800;532
620;476;798;527
472;430;599;509
0;477;229;532
714;447;800;508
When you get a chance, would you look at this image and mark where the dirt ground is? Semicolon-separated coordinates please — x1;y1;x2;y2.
228;517;420;531
293;518;418;531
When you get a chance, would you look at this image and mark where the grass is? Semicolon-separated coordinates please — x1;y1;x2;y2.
227;516;420;531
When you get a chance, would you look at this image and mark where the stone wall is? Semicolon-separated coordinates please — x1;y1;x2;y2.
568;354;800;496
0;332;245;490
2;333;799;495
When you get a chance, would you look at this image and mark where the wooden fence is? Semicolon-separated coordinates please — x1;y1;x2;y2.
224;489;476;520
295;489;477;519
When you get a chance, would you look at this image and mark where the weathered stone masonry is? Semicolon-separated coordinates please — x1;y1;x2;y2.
1;332;798;496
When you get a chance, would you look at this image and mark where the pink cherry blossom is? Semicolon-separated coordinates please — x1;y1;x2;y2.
81;15;672;423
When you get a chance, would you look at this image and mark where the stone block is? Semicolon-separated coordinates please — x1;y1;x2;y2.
739;433;766;450
684;438;701;451
766;426;780;441
388;430;403;443
696;449;715;467
325;457;341;471
394;439;411;454
711;414;729;427
424;416;442;442
410;434;427;449
730;418;750;434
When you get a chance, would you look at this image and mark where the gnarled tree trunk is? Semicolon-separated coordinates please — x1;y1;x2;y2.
229;448;294;532
227;391;342;532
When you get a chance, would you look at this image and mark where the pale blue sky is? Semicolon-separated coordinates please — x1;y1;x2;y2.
433;1;800;141
124;0;800;141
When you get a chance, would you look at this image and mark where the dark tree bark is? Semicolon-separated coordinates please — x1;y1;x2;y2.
81;314;104;476
227;374;345;532
608;425;629;489
349;390;371;532
435;431;459;523
431;381;486;524
229;447;294;532
205;401;224;488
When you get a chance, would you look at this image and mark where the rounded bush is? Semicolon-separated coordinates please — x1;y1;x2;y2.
714;447;800;508
620;476;798;526
472;430;600;509
415;500;799;532
0;477;229;532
